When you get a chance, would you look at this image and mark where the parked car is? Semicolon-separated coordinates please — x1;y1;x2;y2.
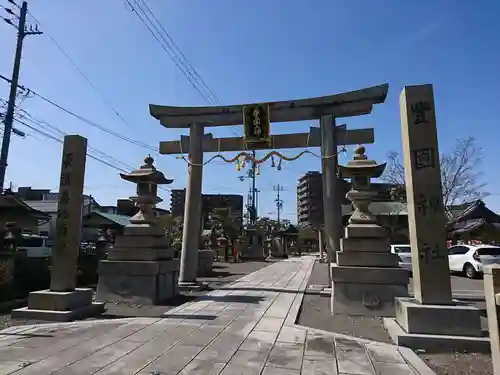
390;244;412;274
17;234;51;258
448;244;500;279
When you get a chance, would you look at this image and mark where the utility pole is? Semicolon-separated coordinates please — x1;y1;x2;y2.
273;184;285;227
0;1;42;191
239;149;258;225
254;188;260;218
251;150;257;222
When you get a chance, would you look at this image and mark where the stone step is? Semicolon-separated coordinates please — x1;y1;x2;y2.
336;252;399;267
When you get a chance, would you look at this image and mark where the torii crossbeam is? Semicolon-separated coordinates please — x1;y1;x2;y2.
150;84;388;127
158;126;374;155
150;83;389;287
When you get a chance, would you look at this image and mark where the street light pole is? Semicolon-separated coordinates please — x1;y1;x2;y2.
238;150;258;225
251;150;256;223
273;184;285;227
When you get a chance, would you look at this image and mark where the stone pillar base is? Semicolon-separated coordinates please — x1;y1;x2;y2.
268;254;288;259
197;250;215;277
96;259;179;305
11;288;104;322
178;281;210;292
383;297;489;352
330;264;409;317
240;244;266;260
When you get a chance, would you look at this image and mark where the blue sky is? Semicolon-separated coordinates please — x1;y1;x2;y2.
1;0;499;222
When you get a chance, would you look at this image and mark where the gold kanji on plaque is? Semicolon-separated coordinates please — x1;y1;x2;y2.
243;104;271;145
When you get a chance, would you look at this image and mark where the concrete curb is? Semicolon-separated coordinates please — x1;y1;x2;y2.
383;317;491;354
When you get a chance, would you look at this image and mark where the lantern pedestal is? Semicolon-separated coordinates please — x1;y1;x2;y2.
240;230;266;260
268;237;288;259
96;225;179;305
197;249;215;277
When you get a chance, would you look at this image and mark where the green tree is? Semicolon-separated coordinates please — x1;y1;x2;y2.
209;208;242;261
156;215;183;252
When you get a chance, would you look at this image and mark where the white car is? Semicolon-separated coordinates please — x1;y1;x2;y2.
17;234;51;258
448;244;500;279
390;244;412;274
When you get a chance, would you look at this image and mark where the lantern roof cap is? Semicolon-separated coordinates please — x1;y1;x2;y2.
338;145;386;179
120;155;174;185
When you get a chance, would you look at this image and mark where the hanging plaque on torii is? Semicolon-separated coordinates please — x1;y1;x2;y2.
243;104;271;147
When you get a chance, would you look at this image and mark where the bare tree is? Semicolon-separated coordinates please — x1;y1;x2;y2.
382;136;488;207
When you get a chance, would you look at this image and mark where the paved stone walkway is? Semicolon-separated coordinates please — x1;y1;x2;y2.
0;257;435;375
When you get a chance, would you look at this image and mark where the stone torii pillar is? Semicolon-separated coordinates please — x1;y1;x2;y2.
179;123;204;287
150;83;389;287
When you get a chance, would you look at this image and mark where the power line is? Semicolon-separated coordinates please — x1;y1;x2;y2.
123;0;240;137
0;3;18;19
13;116;171;193
14;118;128;172
16;110;135;172
26;9;138;134
3;93;143;174
132;0;218;104
124;0;215;104
0;73;161;154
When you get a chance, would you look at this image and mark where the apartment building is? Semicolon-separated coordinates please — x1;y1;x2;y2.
296;171;325;228
296;172;401;228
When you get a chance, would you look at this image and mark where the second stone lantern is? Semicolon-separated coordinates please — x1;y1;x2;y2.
330;145;409;317
96;156;180;305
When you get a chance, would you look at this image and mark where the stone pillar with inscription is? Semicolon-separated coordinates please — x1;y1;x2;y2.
12;135;105;321
383;85;485;351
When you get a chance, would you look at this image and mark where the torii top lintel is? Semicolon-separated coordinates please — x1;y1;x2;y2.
149;83;389;128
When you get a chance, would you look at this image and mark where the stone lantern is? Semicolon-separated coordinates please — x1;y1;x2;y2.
330;145;409;317
95;228;109;261
0;223;19;301
96;156;180;305
339;145;386;226
119;155;173;226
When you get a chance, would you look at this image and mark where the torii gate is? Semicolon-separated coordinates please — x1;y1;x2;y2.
150;83;388;288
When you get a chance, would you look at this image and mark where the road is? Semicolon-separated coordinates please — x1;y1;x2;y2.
311;260;486;299
409;274;485;299
408;274;487;312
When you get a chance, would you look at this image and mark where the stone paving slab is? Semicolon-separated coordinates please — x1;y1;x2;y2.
0;257;436;375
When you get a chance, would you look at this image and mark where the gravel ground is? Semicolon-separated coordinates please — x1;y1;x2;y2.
297;260;494;375
419;351;493;375
0;260;270;329
297;261;392;343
